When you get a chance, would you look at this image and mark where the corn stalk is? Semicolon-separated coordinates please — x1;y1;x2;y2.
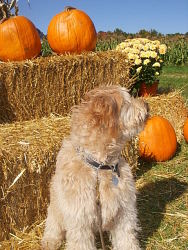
0;0;18;23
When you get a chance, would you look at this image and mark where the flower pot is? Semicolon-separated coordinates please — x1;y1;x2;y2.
138;82;158;97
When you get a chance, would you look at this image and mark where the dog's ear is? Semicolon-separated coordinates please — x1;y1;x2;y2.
86;93;120;137
120;97;149;137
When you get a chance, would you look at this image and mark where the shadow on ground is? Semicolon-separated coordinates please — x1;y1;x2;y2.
137;177;187;249
135;142;182;179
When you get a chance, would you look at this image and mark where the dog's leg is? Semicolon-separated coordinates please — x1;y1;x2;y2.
41;204;65;250
110;210;140;250
65;225;97;250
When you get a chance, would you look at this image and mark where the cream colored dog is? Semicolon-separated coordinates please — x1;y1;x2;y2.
42;85;148;250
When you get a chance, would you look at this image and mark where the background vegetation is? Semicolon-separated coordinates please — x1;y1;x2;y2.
41;29;188;67
96;29;188;66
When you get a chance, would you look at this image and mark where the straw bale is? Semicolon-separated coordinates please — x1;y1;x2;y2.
0;220;44;249
0;115;70;241
0;51;133;123
145;90;188;142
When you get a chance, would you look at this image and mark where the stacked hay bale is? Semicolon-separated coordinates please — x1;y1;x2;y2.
0;116;70;240
0;51;133;123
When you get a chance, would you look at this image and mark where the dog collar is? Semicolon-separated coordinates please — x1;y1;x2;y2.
75;146;120;177
85;157;120;177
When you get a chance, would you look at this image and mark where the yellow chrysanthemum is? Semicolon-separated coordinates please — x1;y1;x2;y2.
116;45;121;51
138;44;144;50
140;51;147;58
138;38;150;44
116;42;129;50
136;66;142;73
145;51;151;58
143;59;150;65
132;48;140;54
149;44;157;50
155;72;159;76
143;44;150;51
125;39;131;42
122;47;130;53
128;53;136;60
133;43;139;49
153;40;161;46
159;44;167;54
135;58;142;65
121;42;128;48
150;51;157;58
133;38;140;42
153;62;160;67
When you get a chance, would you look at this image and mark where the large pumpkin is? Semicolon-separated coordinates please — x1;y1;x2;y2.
0;16;41;61
139;116;177;161
183;118;188;143
47;6;97;54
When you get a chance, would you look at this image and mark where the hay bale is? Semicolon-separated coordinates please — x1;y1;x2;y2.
0;115;70;240
145;90;188;142
0;51;133;123
0;221;44;249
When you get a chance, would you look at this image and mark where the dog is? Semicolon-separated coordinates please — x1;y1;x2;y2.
42;85;148;250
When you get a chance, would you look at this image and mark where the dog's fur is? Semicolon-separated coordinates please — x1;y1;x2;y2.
42;85;148;250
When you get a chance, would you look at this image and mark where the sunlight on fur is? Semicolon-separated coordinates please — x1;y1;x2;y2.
42;85;148;250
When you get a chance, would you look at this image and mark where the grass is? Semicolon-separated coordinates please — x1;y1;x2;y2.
159;64;188;98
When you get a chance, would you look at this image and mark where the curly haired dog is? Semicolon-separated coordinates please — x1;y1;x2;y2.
42;85;148;250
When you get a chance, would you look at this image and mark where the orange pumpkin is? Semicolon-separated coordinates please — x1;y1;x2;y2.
139;116;177;161
183;118;188;143
47;6;97;54
0;16;41;61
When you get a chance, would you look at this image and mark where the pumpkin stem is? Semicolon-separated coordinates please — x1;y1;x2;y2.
64;6;76;11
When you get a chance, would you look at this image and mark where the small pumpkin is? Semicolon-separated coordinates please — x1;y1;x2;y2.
139;116;177;161
183;118;188;143
0;2;41;61
47;6;97;54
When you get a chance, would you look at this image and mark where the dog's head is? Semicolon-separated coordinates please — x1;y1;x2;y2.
71;85;148;144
